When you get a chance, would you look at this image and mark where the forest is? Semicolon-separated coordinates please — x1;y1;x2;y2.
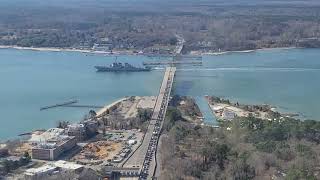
1;0;320;52
159;105;320;179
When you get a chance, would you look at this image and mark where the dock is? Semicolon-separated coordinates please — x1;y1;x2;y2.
62;105;104;109
143;60;202;66
40;100;78;111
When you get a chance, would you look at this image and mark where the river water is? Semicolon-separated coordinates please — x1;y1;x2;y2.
1;48;320;140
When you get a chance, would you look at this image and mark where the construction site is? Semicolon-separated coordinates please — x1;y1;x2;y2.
71;129;142;166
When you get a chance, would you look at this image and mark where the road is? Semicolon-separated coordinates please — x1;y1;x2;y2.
123;67;176;179
175;34;185;54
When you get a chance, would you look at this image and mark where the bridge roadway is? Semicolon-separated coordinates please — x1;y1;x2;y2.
123;67;176;179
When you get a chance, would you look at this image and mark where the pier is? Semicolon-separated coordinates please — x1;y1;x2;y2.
123;67;176;179
62;105;104;109
40;100;78;111
143;60;202;66
40;100;103;111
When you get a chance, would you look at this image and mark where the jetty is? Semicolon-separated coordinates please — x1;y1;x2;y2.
40;100;78;111
62;105;104;109
143;60;202;66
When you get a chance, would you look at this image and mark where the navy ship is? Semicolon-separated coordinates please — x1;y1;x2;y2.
95;62;151;72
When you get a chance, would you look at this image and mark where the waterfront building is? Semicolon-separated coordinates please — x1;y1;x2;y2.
24;161;84;180
66;120;98;142
24;164;58;179
31;136;76;160
67;124;86;142
0;144;8;157
222;109;236;120
29;128;65;143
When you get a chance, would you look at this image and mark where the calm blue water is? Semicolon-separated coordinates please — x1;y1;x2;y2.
174;48;320;124
1;48;320;140
0;49;164;140
194;96;217;125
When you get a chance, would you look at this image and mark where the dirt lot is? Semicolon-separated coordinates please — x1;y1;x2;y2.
72;141;121;164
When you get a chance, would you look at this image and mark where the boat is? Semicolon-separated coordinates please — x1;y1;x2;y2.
95;62;152;72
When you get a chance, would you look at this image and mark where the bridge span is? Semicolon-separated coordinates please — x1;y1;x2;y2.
122;67;176;179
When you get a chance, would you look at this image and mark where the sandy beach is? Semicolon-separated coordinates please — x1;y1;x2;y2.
1;45;299;57
190;47;298;56
96;98;128;117
0;45;138;55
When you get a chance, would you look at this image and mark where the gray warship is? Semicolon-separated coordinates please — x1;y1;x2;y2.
95;62;151;72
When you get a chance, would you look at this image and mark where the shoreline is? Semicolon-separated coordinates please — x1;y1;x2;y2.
0;45;139;55
0;45;301;56
205;95;302;122
96;97;128;117
190;47;298;56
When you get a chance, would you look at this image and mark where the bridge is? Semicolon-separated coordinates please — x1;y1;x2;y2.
143;60;202;66
122;66;176;179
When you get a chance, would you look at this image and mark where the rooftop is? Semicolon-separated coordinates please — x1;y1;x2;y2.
25;164;57;175
0;144;7;149
25;161;83;176
54;160;83;170
34;136;75;149
29;128;65;143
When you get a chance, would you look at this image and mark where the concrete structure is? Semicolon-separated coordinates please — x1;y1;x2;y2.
66;120;98;142
4;156;20;163
24;164;58;179
93;43;112;51
0;144;8;157
54;160;84;172
222;109;236;120
103;166;140;179
83;120;98;137
29;128;65;143
24;161;84;179
123;67;176;179
67;124;86;141
31;136;76;160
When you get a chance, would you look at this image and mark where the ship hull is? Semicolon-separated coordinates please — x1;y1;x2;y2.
95;66;151;72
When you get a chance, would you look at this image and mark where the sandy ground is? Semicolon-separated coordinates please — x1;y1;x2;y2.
12;142;32;156
209;103;271;120
96;96;156;119
0;45;298;57
190;47;297;56
96;98;128;117
211;103;248;117
115;96;156;119
0;45;139;55
72;141;122;163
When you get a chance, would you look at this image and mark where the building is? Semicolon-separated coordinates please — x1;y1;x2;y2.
5;156;21;163
24;161;84;180
29;128;65;143
0;144;8;157
67;124;86;141
83;120;98;137
31;136;76;161
24;164;58;179
54;160;84;172
66;120;98;142
222;109;236;120
93;43;112;51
